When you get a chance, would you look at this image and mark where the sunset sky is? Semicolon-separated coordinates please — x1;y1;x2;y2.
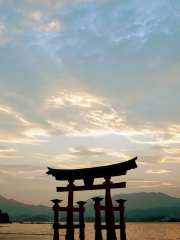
0;0;180;206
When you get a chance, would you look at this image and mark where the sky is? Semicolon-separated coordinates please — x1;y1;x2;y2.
0;0;180;206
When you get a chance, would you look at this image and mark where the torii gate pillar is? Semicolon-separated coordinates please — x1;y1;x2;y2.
66;179;74;240
104;176;117;240
77;201;86;240
116;199;127;240
51;199;62;240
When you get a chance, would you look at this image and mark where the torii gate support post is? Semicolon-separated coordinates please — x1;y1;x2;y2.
51;199;62;240
77;201;86;240
92;197;103;240
66;179;74;240
104;176;117;240
116;199;127;240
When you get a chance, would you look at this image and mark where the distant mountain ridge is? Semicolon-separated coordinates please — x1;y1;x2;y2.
112;192;180;210
78;192;180;218
0;195;52;217
1;192;180;219
0;195;51;213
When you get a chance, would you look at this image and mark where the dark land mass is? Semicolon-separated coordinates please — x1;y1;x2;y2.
0;209;11;223
0;192;180;222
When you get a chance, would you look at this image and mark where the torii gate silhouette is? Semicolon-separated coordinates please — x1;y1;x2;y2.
47;156;137;240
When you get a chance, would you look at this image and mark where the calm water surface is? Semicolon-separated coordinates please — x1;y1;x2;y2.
0;222;180;240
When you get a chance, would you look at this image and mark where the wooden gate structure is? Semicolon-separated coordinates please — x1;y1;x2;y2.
47;157;137;240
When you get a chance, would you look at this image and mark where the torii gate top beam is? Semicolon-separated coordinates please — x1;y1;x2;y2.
46;157;137;186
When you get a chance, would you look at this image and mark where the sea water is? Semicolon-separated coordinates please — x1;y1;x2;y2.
0;222;180;240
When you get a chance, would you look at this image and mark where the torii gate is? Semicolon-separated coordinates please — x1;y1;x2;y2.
47;157;137;240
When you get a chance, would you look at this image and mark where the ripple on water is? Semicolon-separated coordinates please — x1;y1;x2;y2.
0;222;180;240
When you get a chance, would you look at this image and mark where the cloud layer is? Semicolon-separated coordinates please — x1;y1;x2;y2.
0;0;180;203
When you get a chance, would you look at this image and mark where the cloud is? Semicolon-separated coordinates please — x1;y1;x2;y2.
136;161;150;165
132;155;162;165
114;179;160;183
0;165;46;173
131;182;178;188
0;104;50;144
40;21;61;32
159;146;180;154
55;160;119;169
0;146;20;158
128;127;180;144
0;0;180;142
23;176;50;181
45;89;175;139
68;146;131;159
146;169;172;174
46;90;103;108
25;128;49;137
0;170;25;175
0;88;136;142
159;157;180;164
0;165;47;179
45;89;129;136
0;154;21;158
0;105;30;126
44;89;180;143
36;152;76;164
150;145;180;163
36;146;133;167
114;177;178;188
0;146;17;152
127;180;159;183
68;146;107;157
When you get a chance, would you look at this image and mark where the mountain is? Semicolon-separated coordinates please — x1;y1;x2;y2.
1;192;180;220
112;192;180;210
79;192;180;217
0;195;52;214
0;195;53;218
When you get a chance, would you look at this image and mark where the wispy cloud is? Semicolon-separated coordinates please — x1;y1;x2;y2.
45;90;102;108
131;182;178;188
136;161;150;165
25;128;49;137
129;132;180;145
0;165;48;184
36;152;76;164
0;146;17;152
127;180;160;183
45;90;128;136
55;160;119;169
68;146;131;159
113;179;160;183
45;89;168;139
0;154;21;158
159;157;180;163
0;170;25;175
0;146;20;158
0;105;30;126
146;169;172;174
0;104;50;144
0;169;46;176
36;146;134;167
